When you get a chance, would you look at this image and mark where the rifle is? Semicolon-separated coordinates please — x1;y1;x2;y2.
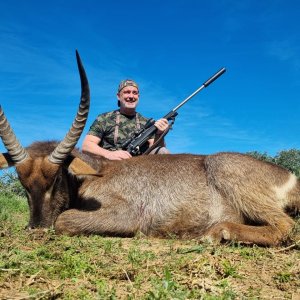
122;67;226;156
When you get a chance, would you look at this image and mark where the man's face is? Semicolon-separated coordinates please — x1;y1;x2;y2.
117;86;139;110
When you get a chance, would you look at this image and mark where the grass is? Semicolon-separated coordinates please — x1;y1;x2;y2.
0;195;300;299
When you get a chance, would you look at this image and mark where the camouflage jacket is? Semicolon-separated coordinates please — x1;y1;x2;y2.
87;110;153;151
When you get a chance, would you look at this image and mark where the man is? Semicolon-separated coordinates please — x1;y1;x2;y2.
82;79;170;160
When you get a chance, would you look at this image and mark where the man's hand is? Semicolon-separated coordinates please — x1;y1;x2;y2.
105;150;132;160
154;118;169;134
82;135;133;160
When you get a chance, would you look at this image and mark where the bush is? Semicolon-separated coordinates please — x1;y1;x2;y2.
246;151;275;163
0;170;26;198
275;149;300;177
247;149;300;177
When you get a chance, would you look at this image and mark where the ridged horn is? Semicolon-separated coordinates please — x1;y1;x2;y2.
48;50;90;164
0;106;29;164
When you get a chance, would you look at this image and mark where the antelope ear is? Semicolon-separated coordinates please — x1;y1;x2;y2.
0;153;14;169
68;157;99;176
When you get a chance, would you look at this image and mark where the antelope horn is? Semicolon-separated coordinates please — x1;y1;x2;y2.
0;106;29;164
48;50;90;164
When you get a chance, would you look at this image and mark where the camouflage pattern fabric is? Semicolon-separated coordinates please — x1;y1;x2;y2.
87;110;153;151
118;79;139;93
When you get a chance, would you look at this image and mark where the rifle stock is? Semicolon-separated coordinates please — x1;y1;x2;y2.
124;111;179;155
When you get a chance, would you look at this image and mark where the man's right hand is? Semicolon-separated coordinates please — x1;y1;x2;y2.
82;135;133;160
105;150;132;160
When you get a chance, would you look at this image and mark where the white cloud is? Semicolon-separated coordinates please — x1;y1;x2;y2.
268;40;300;71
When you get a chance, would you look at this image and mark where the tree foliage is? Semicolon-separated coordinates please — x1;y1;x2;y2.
246;151;275;164
0;170;26;198
274;149;300;177
247;148;300;177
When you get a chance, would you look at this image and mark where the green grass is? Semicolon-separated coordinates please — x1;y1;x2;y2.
0;195;300;299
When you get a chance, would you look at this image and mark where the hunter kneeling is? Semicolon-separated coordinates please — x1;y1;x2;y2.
82;79;170;160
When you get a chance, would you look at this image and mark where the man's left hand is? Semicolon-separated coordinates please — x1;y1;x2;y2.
154;118;169;134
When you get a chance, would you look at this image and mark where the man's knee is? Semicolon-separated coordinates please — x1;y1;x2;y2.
149;146;170;155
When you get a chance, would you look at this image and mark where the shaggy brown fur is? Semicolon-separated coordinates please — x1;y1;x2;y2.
2;142;299;246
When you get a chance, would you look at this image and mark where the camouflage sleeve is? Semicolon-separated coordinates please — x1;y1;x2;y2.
87;114;107;138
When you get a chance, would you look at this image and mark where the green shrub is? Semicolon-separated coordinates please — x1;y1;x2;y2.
0;169;26;198
247;149;300;177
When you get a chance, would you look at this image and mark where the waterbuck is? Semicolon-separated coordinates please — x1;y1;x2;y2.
0;52;299;246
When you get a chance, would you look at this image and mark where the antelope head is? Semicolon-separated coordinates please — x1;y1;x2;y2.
0;51;91;228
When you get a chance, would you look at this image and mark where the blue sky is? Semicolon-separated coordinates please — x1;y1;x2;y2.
0;0;300;156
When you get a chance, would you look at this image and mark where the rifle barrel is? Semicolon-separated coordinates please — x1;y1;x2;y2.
172;67;226;112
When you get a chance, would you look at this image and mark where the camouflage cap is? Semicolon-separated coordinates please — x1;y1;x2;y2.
118;79;139;93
